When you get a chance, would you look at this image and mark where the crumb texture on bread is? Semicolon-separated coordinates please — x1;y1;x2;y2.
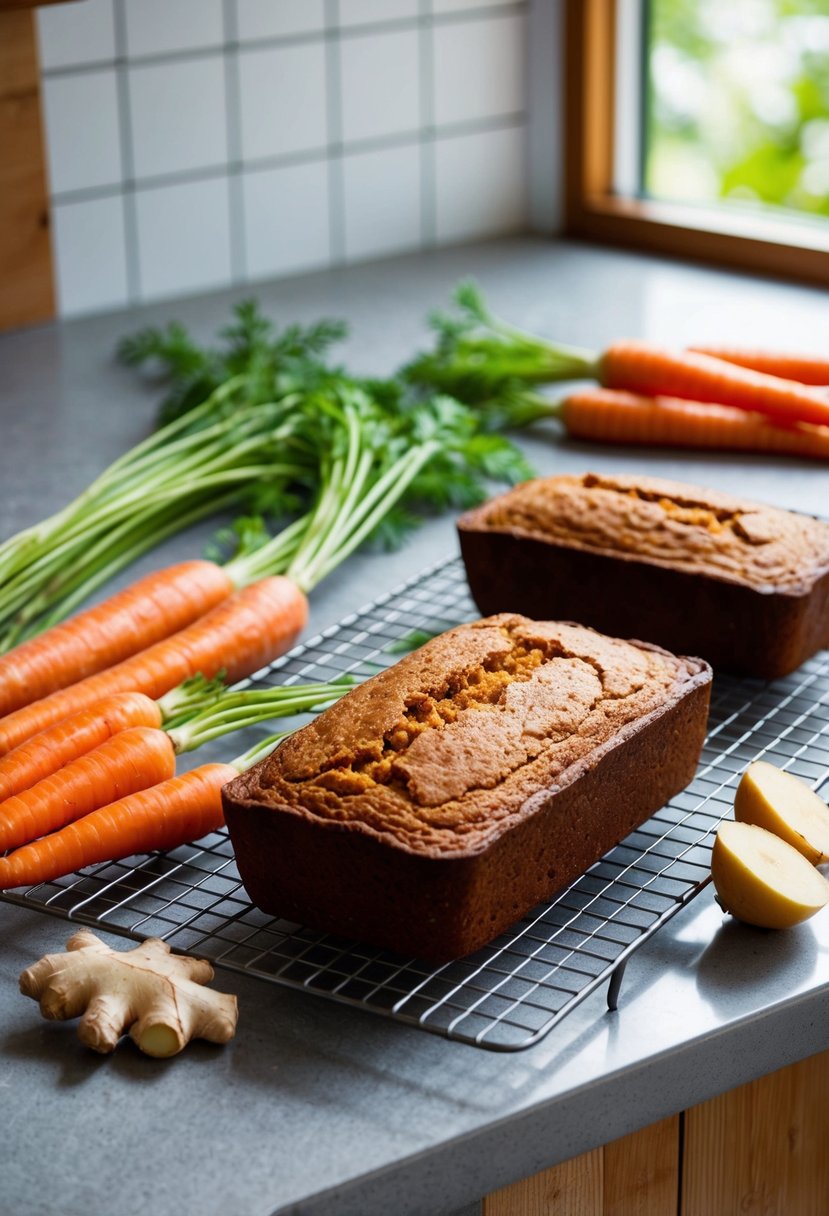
243;615;702;855
480;472;829;592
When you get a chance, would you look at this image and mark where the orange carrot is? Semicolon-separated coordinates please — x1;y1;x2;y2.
559;389;829;460
0;726;175;853
0;577;308;756
0;763;236;889
0;692;162;805
0;560;233;718
688;347;829;387
598;341;829;429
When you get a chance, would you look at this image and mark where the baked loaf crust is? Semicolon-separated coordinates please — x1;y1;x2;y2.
458;473;829;679
223;615;712;961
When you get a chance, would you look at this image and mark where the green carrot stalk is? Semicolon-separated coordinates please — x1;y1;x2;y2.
0;400;312;650
230;730;293;773
222;384;533;597
404;280;596;405
165;680;352;753
0;299;532;653
0;297;349;645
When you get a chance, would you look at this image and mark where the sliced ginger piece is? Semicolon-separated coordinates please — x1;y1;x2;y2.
734;760;829;864
19;928;238;1057
711;820;829;930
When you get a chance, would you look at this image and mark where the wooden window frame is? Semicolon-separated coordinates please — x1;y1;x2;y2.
563;0;829;287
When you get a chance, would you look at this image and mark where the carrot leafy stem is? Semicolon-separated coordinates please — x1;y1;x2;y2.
0;294;533;650
117;299;348;426
221;383;533;594
166;679;355;754
403;279;597;413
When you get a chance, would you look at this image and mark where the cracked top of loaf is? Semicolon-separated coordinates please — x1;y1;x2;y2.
238;615;707;856
468;472;829;593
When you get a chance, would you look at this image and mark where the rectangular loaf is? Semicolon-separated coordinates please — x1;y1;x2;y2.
222;615;712;961
458;473;829;679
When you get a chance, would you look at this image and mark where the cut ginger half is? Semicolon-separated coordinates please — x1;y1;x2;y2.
734;760;829;864
711;820;829;930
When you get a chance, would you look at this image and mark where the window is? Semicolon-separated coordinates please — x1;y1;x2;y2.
564;0;829;285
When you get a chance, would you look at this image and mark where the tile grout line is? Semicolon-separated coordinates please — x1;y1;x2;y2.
222;0;247;284
112;0;141;304
40;2;529;79
49;113;528;208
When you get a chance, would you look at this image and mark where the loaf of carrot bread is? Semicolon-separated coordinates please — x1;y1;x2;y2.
458;473;829;679
223;615;711;961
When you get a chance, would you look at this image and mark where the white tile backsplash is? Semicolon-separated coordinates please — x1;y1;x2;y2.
38;2;540;316
338;0;419;26
124;0;225;58
129;57;228;179
42;70;122;195
242;161;331;279
135;177;233;299
433;12;526;127
235;0;326;41
432;0;521;11
340;29;421;143
435;124;526;243
37;0;115;70
343;143;422;260
238;42;328;162
52;196;129;316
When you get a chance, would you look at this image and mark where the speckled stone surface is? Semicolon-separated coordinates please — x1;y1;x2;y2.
1;238;828;1216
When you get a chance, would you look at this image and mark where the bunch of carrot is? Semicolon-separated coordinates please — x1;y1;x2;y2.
405;282;829;460
0;378;308;652
0;670;364;893
0;301;351;653
0;570;346;890
0;367;529;890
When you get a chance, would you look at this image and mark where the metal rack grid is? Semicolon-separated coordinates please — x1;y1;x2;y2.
3;555;829;1051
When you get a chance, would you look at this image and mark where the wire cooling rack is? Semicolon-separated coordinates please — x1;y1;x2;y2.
3;554;829;1051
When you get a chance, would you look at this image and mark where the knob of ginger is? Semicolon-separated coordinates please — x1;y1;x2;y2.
19;928;238;1057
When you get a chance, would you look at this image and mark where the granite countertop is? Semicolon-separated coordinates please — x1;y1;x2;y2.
2;238;828;1216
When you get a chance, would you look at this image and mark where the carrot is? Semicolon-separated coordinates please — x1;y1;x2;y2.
0;577;308;756
0;726;175;853
0;677;346;815
598;341;829;430
0;560;233;719
558;389;829;460
0;692;162;805
0;763;235;890
688;347;829;387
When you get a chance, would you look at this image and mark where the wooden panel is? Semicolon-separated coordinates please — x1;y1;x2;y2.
1;2;75;10
604;1115;679;1216
482;1116;680;1216
484;1148;604;1216
0;8;55;330
683;1049;829;1216
482;1050;829;1216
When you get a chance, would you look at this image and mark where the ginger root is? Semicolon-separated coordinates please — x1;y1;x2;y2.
19;928;238;1057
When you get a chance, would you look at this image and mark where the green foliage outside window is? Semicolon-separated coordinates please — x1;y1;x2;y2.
645;0;829;221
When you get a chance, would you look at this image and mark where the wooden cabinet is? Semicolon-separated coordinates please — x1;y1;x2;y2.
0;8;54;330
484;1049;829;1216
0;3;75;11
